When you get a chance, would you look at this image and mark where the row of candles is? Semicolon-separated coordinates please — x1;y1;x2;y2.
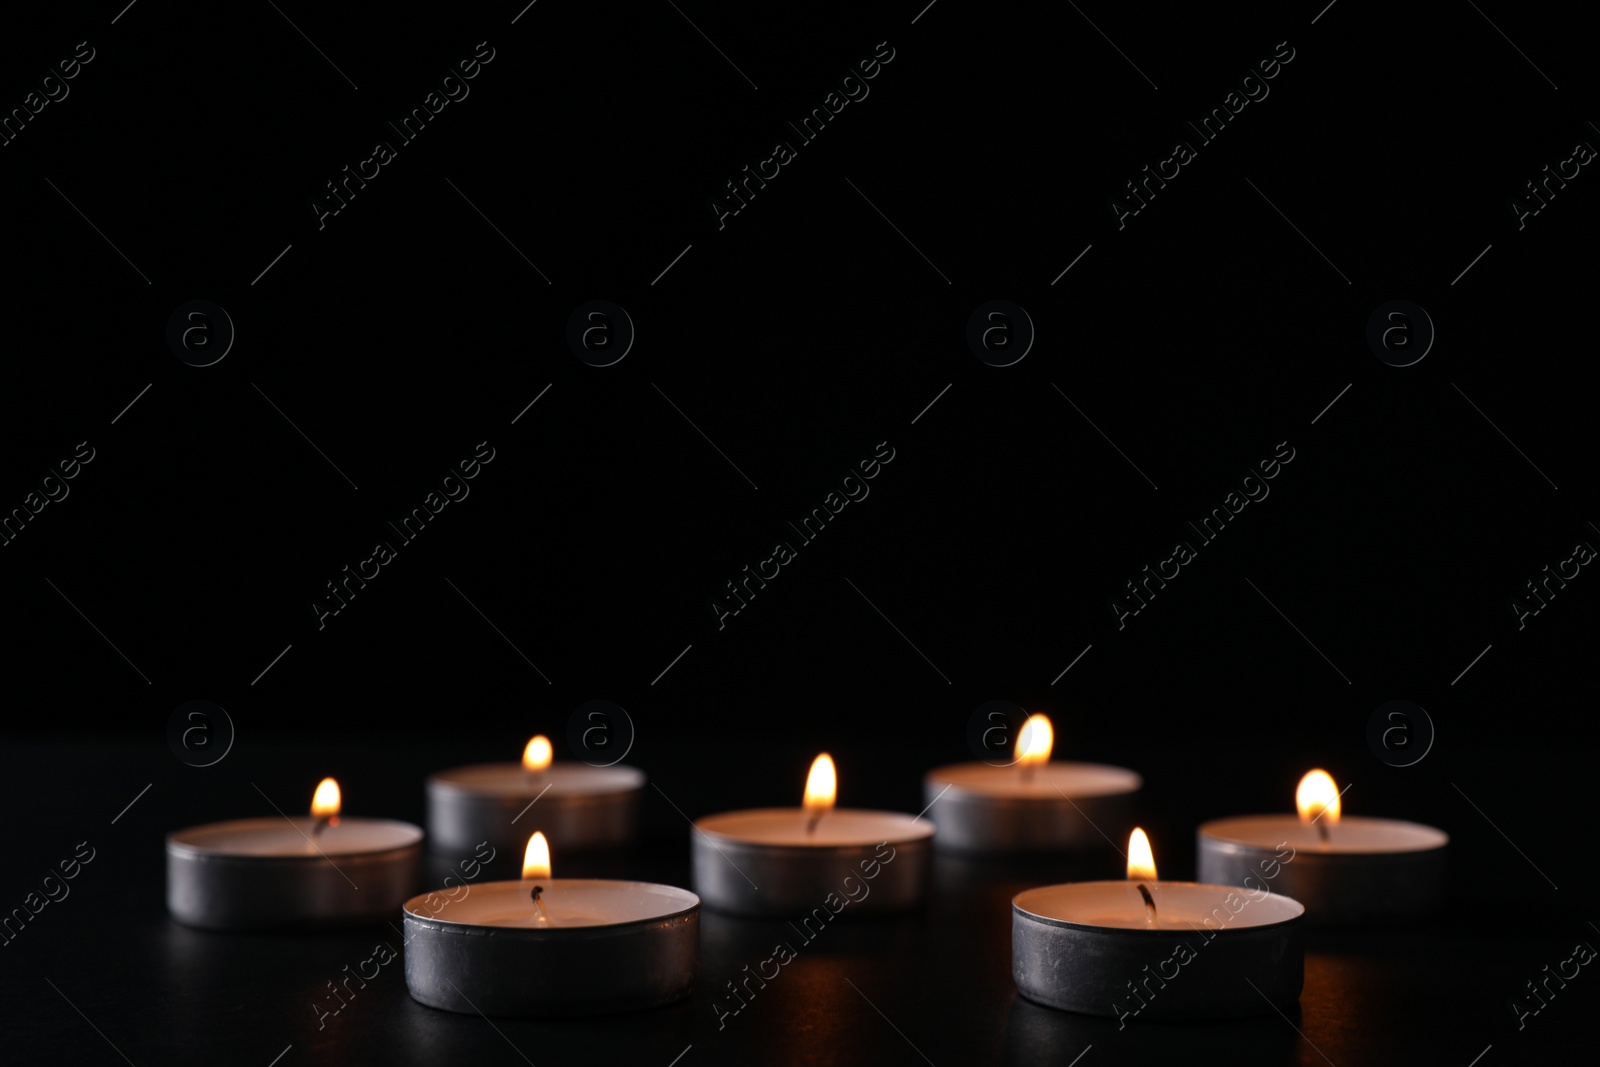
165;715;1447;1020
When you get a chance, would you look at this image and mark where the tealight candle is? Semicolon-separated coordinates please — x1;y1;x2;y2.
691;753;933;916
167;778;423;930
426;734;645;856
924;715;1142;853
1013;829;1305;1022
1197;768;1448;927
403;832;699;1018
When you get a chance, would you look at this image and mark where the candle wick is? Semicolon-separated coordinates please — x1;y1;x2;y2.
1137;882;1157;927
530;884;549;924
311;815;336;838
805;810;824;835
1020;764;1034;785
1315;819;1331;846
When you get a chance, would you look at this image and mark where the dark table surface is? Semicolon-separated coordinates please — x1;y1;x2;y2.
1;734;1590;1067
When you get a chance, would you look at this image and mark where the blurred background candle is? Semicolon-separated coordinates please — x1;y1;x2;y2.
1012;827;1304;1020
403;832;699;1018
426;734;644;858
924;714;1141;853
692;753;933;916
166;777;422;930
1197;768;1448;926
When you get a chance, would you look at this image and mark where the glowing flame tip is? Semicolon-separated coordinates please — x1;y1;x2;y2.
1126;827;1157;883
1296;769;1341;826
803;753;837;812
310;777;341;820
522;735;553;772
522;831;551;881
1017;714;1054;766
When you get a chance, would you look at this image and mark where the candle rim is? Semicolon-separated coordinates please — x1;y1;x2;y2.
1198;814;1449;854
1013;880;1305;932
428;762;646;798
402;878;700;934
167;817;423;859
924;761;1142;798
695;807;935;848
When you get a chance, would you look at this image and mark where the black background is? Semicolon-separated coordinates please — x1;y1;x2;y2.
2;1;1596;1064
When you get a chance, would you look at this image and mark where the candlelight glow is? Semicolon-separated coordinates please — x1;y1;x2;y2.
803;753;837;813
1296;769;1341;826
1017;714;1054;766
1126;827;1157;882
523;735;553;772
310;778;341;821
522;831;551;881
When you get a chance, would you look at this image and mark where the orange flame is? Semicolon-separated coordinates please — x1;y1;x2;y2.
522;831;551;880
1126;827;1157;882
1296;769;1341;826
311;778;341;824
1017;714;1054;767
523;735;553;772
803;753;837;813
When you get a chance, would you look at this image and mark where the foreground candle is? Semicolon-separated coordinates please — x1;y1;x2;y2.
1013;828;1304;1021
1197;768;1448;926
167;778;422;930
691;753;933;916
924;714;1141;852
403;832;699;1017
426;734;645;855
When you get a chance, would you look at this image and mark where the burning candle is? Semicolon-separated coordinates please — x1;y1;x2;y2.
923;714;1142;853
690;753;934;916
166;778;422;930
402;832;699;1018
425;734;645;857
1012;828;1305;1021
1197;768;1448;926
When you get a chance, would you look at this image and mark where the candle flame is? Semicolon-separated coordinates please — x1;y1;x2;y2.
1296;769;1341;827
803;753;837;813
310;778;341;821
522;831;551;880
1017;714;1054;767
522;735;553;772
1126;827;1157;882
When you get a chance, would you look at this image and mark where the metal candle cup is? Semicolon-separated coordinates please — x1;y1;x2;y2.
425;762;645;856
1012;881;1305;1021
1197;815;1448;927
690;809;933;917
166;817;422;930
923;761;1141;853
401;879;699;1017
